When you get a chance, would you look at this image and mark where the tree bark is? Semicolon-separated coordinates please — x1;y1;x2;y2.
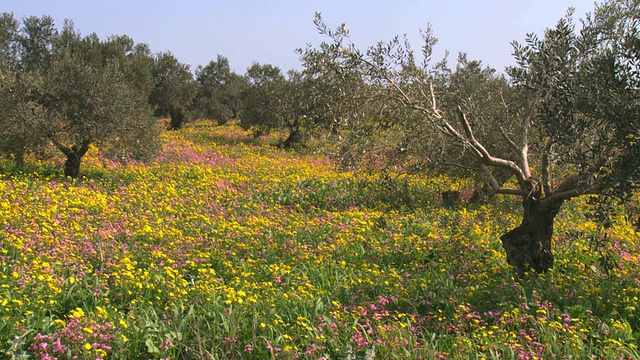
13;150;25;168
283;128;302;148
500;195;564;275
441;190;461;208
169;108;185;130
283;118;302;148
64;152;82;178
54;140;90;179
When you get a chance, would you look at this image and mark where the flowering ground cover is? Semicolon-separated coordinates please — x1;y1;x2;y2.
1;120;639;359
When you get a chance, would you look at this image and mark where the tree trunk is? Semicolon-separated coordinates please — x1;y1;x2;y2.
500;196;563;275
55;140;90;179
283;118;302;148
64;152;82;178
169;108;185;130
441;190;461;208
13;150;25;168
283;128;302;148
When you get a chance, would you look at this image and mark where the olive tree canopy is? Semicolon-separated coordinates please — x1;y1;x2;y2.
193;55;246;125
150;51;196;130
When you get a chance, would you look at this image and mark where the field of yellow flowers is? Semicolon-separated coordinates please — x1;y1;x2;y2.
1;120;639;359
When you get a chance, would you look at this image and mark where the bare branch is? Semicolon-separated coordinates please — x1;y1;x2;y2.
439;120;484;158
430;82;443;119
519;100;535;179
456;109;528;185
500;128;531;179
386;76;413;106
481;164;501;188
521;141;531;179
540;185;603;209
441;162;483;171
498;100;534;180
457;109;494;159
481;164;525;196
541;138;553;196
499;126;520;154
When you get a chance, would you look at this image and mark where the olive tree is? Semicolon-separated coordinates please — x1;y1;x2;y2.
240;58;363;147
0;14;159;178
0;14;53;166
293;46;369;148
240;63;322;146
47;23;158;177
149;51;196;130
193;55;246;125
239;62;289;139
272;69;342;148
308;0;639;274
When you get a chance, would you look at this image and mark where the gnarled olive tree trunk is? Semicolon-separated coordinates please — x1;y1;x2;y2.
169;108;185;130
63;151;83;178
500;195;564;275
53;139;91;179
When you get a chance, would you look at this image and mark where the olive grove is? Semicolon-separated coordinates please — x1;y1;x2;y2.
302;0;639;274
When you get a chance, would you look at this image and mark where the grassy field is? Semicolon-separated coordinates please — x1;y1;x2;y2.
1;120;639;359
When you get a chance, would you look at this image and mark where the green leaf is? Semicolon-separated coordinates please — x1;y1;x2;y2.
145;338;160;354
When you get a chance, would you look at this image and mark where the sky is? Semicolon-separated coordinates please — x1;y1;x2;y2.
4;0;599;74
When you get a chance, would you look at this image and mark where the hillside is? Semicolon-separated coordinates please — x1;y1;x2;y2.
1;120;638;359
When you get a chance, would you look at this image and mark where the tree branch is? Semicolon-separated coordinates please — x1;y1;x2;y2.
481;164;525;196
498;99;535;180
541;138;553;196
520;100;533;179
429;81;443;119
540;184;603;209
540;154;609;209
441;162;482;171
456;109;528;186
495;187;528;196
48;136;73;157
499;126;521;154
77;139;91;157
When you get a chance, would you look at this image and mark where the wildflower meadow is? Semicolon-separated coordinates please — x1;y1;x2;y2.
1;121;639;359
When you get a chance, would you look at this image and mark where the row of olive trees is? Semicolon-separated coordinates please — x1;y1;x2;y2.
297;0;639;274
0;12;355;177
194;57;351;147
0;14;297;176
0;13;202;177
0;12;344;173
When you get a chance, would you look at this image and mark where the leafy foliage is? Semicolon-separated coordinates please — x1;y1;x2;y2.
509;5;640;202
0;14;159;177
193;55;247;125
150;51;196;130
239;62;287;135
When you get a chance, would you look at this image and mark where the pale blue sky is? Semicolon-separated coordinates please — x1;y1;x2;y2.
4;0;598;73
